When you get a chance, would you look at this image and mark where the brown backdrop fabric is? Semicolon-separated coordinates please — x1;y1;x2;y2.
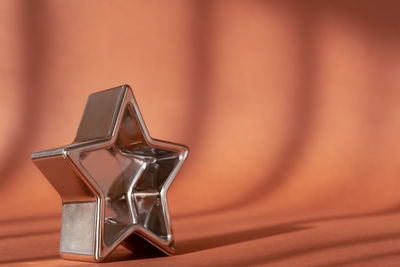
1;0;400;266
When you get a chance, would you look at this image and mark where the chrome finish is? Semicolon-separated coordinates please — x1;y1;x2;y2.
31;85;189;262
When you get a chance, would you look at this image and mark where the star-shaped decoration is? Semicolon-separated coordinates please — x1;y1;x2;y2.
31;85;188;262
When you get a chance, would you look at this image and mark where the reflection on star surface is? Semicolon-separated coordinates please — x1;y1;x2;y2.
78;104;179;247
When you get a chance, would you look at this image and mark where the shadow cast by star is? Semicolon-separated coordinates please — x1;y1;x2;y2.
176;224;312;254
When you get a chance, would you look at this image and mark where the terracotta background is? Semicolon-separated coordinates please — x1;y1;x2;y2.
1;0;400;266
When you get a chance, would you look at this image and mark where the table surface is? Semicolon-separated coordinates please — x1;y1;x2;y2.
1;192;400;266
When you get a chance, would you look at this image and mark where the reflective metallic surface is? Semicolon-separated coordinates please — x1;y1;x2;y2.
31;85;189;262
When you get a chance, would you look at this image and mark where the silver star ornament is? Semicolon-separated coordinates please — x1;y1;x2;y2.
31;85;189;262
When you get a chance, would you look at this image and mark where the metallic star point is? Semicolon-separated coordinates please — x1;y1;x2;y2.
31;85;188;262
